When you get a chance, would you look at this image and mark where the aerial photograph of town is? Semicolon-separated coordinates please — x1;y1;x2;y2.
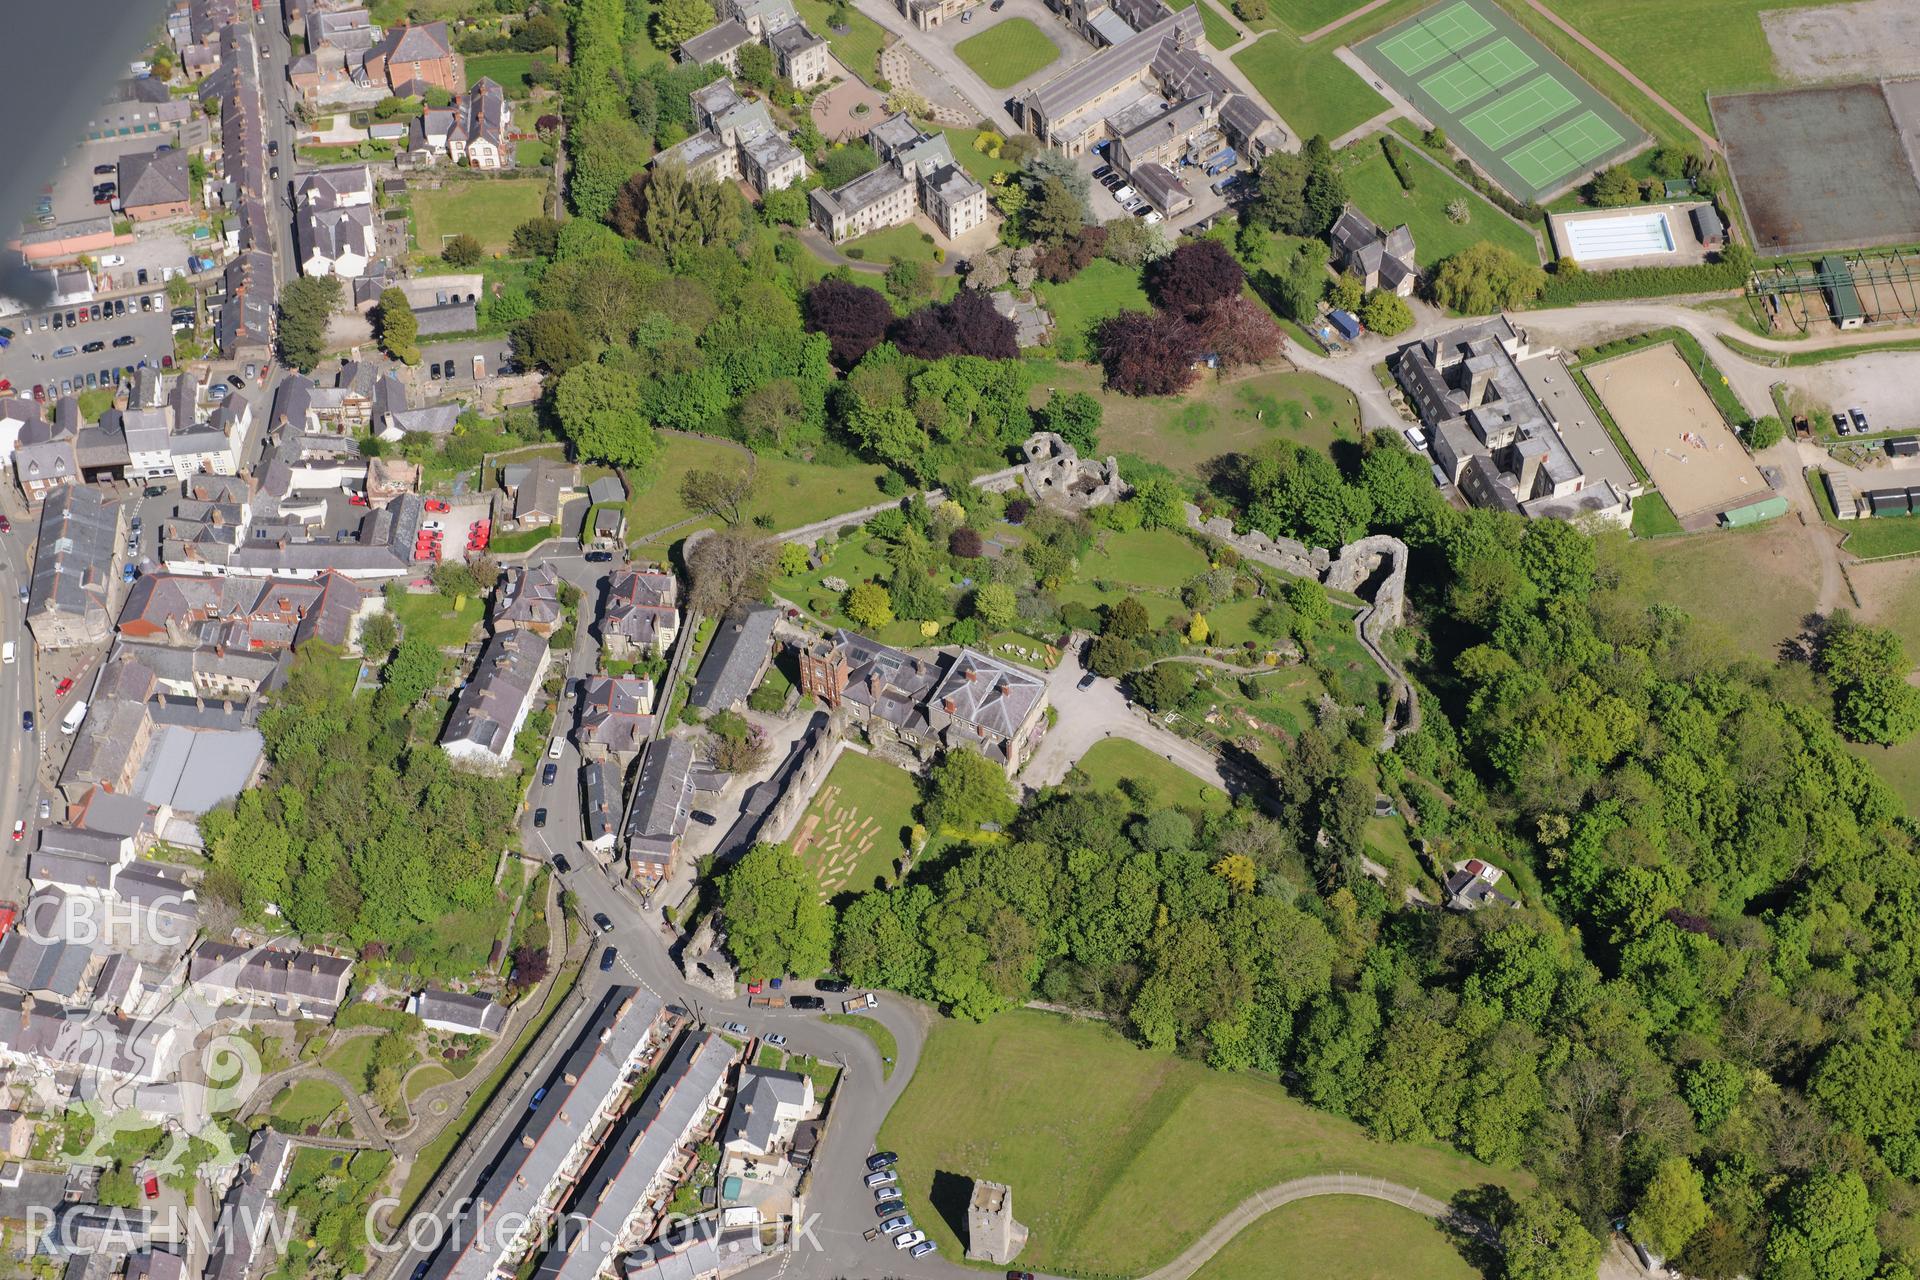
0;0;1918;1276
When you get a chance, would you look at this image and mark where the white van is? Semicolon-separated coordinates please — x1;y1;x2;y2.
548;736;565;760
2;642;15;665
61;701;87;735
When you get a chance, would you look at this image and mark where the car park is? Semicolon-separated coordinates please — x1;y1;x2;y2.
599;946;618;971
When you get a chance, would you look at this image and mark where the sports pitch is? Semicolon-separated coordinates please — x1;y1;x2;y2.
1359;0;1645;202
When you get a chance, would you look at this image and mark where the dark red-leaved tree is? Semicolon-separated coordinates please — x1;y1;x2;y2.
892;289;1019;360
805;279;897;369
949;526;984;557
1145;239;1246;315
1192;294;1285;369
1095;309;1199;397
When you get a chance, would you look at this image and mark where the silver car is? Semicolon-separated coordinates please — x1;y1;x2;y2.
864;1169;897;1188
879;1215;913;1234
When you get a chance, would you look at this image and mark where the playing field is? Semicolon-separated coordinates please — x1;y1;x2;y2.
1587;343;1769;520
1359;0;1643;201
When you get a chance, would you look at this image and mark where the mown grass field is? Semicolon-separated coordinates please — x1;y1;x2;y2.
464;51;547;96
794;0;892;79
1191;1195;1488;1280
412;179;548;255
1603;521;1820;663
879;1010;1527;1276
623;434;890;545
1232;27;1388;142
1075;738;1231;816
1342;140;1541;267
955;18;1061;88
791;751;919;900
271;1079;345;1130
390;591;483;652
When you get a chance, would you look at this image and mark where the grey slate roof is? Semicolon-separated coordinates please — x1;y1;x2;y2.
28;485;119;633
681;19;754;64
441;629;548;757
188;942;352;1009
724;1065;809;1154
423;986;661;1280
494;562;565;630
624;736;722;860
118;149;191;208
205;1129;293;1280
576;676;656;755
411;988;505;1035
537;1031;733;1280
688;604;778;711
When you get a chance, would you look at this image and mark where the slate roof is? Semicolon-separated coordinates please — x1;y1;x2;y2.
494;562;565;630
724;1065;809;1154
410;989;505;1035
27;485;119;632
576;676;657;756
602;569;678;648
681;19;754;64
118;149;191;208
688;604;778;711
189;942;352;1008
624;736;721;859
441;629;548;757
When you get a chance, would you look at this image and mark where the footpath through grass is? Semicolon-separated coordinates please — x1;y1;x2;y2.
1192;1195;1488;1280
879;1009;1526;1276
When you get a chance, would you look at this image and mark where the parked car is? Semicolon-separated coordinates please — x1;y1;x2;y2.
94;163;115;175
599;946;618;971
38;798;49;821
1093;164;1113;181
689;810;716;826
425;499;450;513
880;1215;913;1234
893;1230;927;1250
54;345;79;358
21;712;32;733
789;995;825;1010
10;821;21;842
584;550;613;563
143;484;168;497
1077;670;1098;690
54;678;73;697
533;807;547;828
723;1020;750;1035
910;1241;937;1259
867;1152;898;1170
875;1198;906;1218
112;298;125;316
553;853;572;873
112;334;135;347
766;1032;787;1047
593;912;614;933
864;1170;898;1188
816;978;849;992
1851;407;1870;433
542;761;557;785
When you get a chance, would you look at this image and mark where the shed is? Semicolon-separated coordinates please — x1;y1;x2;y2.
1329;309;1361;340
1868;488;1910;517
1688;203;1725;250
1822;254;1864;328
1718;495;1788;527
1887;435;1919;458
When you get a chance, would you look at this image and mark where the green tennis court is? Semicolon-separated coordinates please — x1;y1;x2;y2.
1417;37;1536;112
1462;72;1581;149
1505;111;1626;188
1374;0;1494;74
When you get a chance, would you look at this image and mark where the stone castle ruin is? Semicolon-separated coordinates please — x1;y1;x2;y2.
1020;432;1129;510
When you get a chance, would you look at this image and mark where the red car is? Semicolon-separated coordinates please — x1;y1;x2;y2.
347;493;368;507
425;499;450;513
54;677;73;697
31;385;44;402
0;379;11;393
0;515;10;534
747;981;763;994
143;1176;159;1200
0;903;17;938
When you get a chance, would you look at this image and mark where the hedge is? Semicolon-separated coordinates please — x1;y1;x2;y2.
1539;253;1748;306
1380;135;1418;193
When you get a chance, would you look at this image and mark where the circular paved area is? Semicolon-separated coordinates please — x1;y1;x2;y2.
814;74;888;141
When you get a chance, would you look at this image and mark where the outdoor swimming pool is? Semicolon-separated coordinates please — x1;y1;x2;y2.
1560;209;1676;263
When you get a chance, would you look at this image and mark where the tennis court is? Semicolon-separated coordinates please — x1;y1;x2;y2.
1358;0;1645;202
1418;38;1536;112
1462;73;1581;148
1506;112;1625;189
1375;1;1495;74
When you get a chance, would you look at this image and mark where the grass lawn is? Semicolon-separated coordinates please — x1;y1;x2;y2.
625;435;890;543
1606;520;1819;663
822;1013;898;1080
271;1079;345;1130
880;1010;1526;1276
405;1064;455;1101
1192;1195;1487;1280
412;179;548;256
1038;363;1362;480
938;127;1021;184
955;18;1061;89
1267;0;1377;32
516;138;551;166
1082;527;1210;589
1341;140;1540;268
463;51;549;97
1630;492;1684;538
1839;517;1920;560
390;590;484;652
1075;738;1230;816
324;1035;380;1091
1533;0;1811;133
791;751;920;901
1034;259;1151;350
300;141;395;166
1168;0;1243;48
1362;814;1422;885
842;220;940;265
793;0;892;80
1232;30;1387;143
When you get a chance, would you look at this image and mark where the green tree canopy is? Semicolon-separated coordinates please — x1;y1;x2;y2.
718;843;836;979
